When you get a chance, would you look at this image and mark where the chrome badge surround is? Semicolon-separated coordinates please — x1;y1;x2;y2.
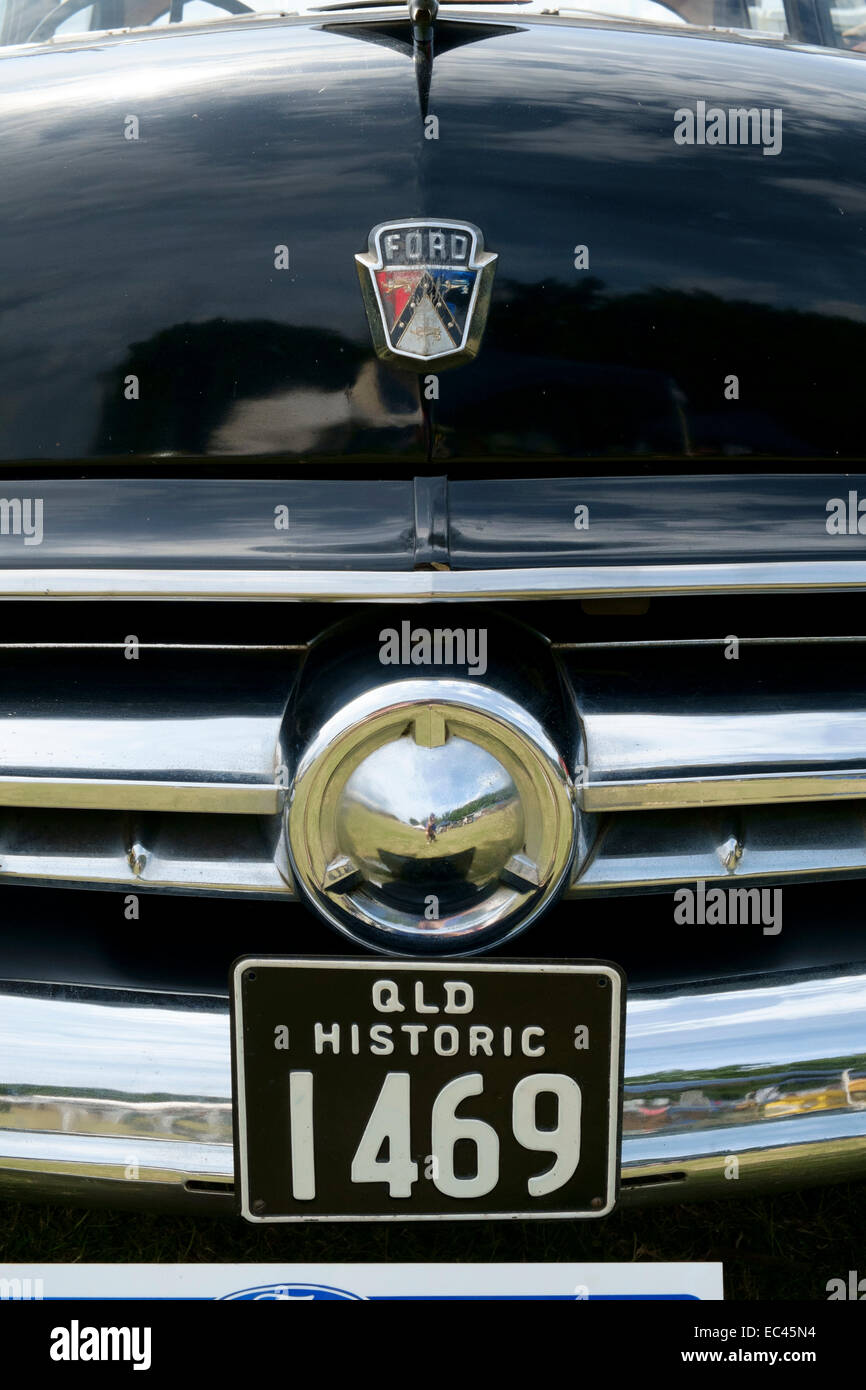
286;679;575;955
355;219;497;369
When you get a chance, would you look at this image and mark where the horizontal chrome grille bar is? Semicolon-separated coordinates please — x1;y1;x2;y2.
555;635;866;650
563;644;866;815
0;808;290;894
571;799;866;894
580;770;866;813
0;644;304;652
0;775;281;815
5;561;866;601
0;648;297;816
4;798;866;900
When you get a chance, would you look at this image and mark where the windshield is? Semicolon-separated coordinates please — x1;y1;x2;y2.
0;0;864;49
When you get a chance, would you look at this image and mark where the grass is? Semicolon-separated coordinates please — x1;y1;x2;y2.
2;1181;863;1300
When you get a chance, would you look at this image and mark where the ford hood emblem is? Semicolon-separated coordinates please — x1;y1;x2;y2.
355;218;497;369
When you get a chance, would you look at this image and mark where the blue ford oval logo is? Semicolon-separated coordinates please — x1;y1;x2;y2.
219;1283;365;1301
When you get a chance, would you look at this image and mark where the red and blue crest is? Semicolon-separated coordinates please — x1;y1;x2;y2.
356;220;497;369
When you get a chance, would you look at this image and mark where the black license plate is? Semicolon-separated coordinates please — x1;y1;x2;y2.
231;958;625;1222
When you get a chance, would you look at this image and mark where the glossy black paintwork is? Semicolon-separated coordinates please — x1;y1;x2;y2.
0;14;864;465
2;473;866;569
0;478;415;568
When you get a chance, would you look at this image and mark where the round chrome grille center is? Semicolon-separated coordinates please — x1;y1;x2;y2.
338;733;525;906
287;679;575;954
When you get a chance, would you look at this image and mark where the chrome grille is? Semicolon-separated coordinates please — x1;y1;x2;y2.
0;642;298;897
1;618;865;905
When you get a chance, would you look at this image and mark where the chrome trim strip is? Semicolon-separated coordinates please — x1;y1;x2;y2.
0;811;291;895
570;799;866;894
0;807;292;895
0;648;296;815
571;686;866;815
555;636;866;650
580;770;866;813
0;644;305;652
5;560;866;601
2;969;865;1206
0;776;281;815
6;795;866;899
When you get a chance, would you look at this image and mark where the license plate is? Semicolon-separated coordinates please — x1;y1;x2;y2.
231;958;625;1223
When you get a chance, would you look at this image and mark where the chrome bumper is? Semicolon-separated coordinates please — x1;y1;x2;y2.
2;968;865;1211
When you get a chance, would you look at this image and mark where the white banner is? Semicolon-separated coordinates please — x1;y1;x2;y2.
0;1262;723;1300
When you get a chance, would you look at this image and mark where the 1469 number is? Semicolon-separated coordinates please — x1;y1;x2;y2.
287;1070;582;1201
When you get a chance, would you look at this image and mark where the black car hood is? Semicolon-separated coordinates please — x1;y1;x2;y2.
0;13;864;466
